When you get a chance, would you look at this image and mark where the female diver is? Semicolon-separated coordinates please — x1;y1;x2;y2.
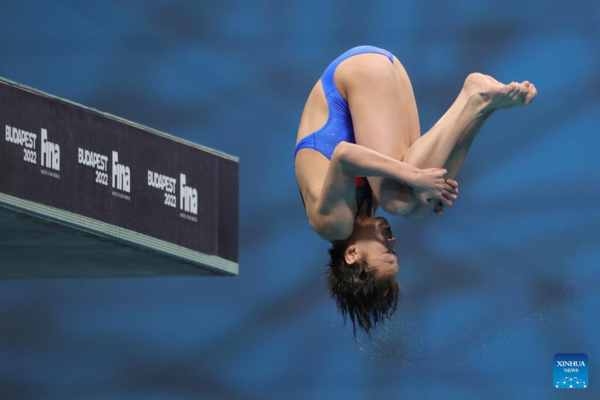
294;45;537;337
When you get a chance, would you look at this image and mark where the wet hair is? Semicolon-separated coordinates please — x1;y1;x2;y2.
326;239;400;339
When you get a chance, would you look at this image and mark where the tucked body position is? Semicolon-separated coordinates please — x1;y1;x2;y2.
294;45;537;338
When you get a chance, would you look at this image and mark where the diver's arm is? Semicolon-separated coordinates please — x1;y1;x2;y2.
335;141;422;185
313;141;420;240
315;141;444;239
338;141;448;205
312;142;360;240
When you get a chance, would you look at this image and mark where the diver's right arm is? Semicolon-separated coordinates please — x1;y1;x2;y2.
335;141;423;186
338;143;449;207
334;141;447;201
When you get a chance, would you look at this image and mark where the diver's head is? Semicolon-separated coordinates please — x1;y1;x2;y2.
326;215;401;339
344;215;398;277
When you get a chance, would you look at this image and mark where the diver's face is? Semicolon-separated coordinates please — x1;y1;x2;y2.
344;216;398;277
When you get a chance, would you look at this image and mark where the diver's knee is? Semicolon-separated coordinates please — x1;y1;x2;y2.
403;199;438;219
379;192;417;216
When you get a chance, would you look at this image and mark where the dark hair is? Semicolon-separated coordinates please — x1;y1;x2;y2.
326;240;401;339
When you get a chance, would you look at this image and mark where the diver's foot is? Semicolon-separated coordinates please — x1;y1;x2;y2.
463;73;537;113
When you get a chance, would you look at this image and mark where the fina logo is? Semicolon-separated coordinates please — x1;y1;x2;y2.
41;128;60;171
554;353;588;389
179;173;198;215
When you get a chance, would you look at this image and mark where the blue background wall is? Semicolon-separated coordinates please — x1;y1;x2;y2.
0;1;598;399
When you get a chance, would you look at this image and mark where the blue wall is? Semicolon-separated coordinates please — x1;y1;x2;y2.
0;1;598;399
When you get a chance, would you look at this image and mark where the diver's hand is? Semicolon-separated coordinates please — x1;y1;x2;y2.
413;168;447;206
434;179;459;215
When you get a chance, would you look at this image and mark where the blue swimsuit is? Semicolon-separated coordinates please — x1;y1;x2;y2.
294;45;394;161
294;45;394;218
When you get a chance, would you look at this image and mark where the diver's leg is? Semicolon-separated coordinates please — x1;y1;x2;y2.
402;73;537;213
437;112;491;180
401;87;490;179
340;54;421;213
403;74;537;176
376;86;490;215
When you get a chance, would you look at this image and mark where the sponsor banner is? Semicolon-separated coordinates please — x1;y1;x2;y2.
0;79;238;263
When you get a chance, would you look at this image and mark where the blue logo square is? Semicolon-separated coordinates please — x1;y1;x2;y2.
554;353;588;389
